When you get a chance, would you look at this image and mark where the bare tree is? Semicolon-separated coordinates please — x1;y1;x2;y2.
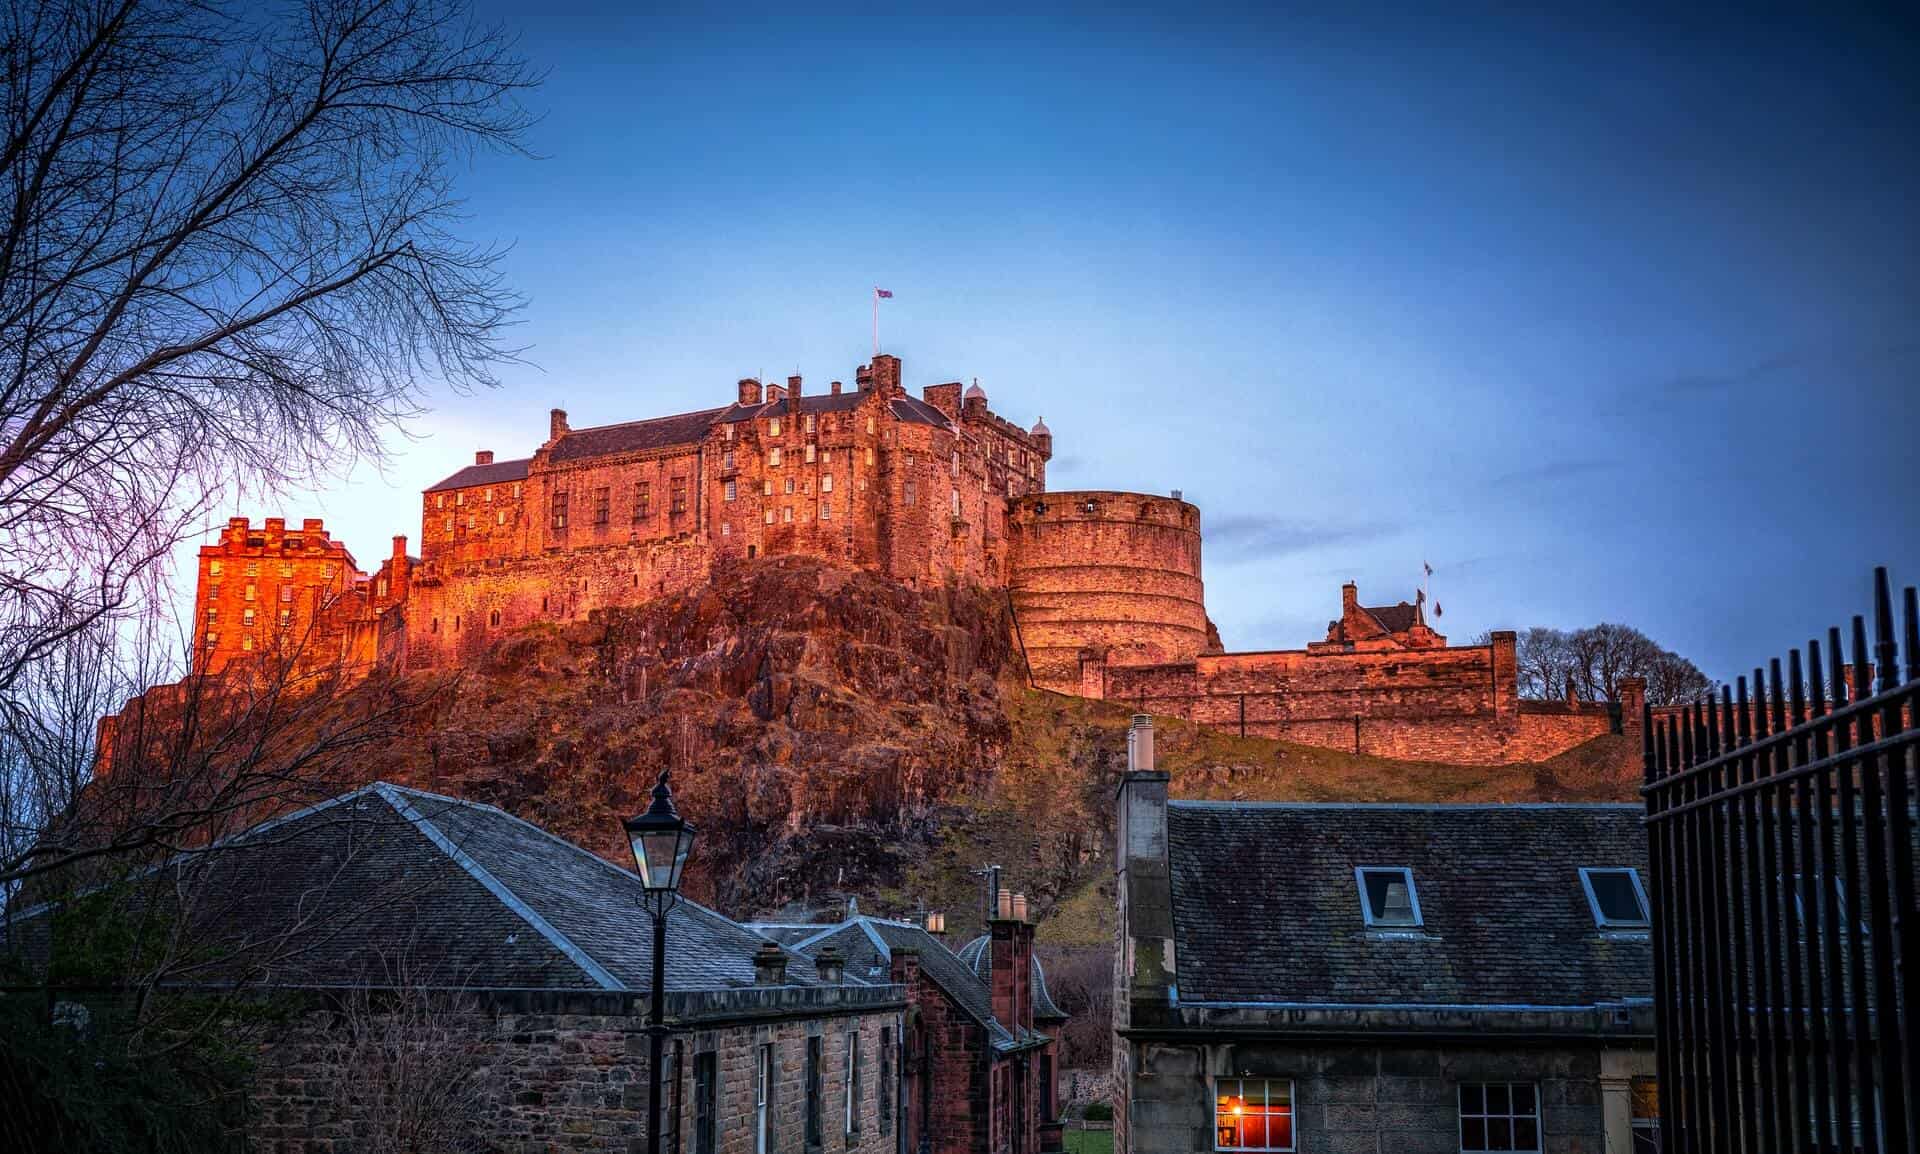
1505;623;1712;706
0;0;536;705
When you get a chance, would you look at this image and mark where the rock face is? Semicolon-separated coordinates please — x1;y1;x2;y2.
364;555;1020;912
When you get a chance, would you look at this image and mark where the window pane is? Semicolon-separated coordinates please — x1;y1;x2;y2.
1461;1084;1484;1113
1590;870;1648;923
1511;1083;1536;1114
1462;1117;1487;1150
1514;1118;1539;1150
1243;1080;1267;1107
1488;1117;1513;1151
1241;1113;1268;1148
1268;1110;1293;1150
1486;1084;1509;1114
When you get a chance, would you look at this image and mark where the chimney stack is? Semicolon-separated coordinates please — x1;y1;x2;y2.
1128;713;1155;773
830;380;843;396
1117;715;1173;1013
752;941;788;986
549;408;569;441
787;374;803;413
392;535;408;560
814;944;846;984
475;449;494;465
1342;581;1359;614
738;377;763;406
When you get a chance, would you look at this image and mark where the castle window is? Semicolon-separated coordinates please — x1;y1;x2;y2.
764;509;774;525
821;474;833;494
1215;1077;1294;1151
241;634;253;651
769;447;783;467
244;584;256;602
784;477;794;495
865;446;874;465
209;561;223;577
1355;867;1422;928
206;606;217;623
279;584;292;602
805;414;816;433
278;608;292;626
551;490;568;530
489;609;501;627
904;480;916;507
670;478;687;514
762;479;772;496
781;506;792;523
724;480;736;502
245;562;258;577
635;482;651;518
804;443;816;463
455;490;465;506
721;521;731;537
819;501;832;521
593;487;610;525
769;417;782;437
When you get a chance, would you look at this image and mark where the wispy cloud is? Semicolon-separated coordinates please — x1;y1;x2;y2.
1205;515;1399;563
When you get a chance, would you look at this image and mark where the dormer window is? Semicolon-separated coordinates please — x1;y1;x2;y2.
1355;867;1421;927
1579;868;1650;928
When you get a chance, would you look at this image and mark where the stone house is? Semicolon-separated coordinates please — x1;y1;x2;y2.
752;903;1068;1154
1112;717;1657;1154
4;782;908;1153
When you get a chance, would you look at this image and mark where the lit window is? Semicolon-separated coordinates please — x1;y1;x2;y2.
821;474;833;493
765;509;775;525
205;631;219;647
244;584;256;602
466;515;475;530
823;449;832;463
865;446;874;465
435;494;445;509
485;487;493;502
496;510;506;525
279;584;292;603
770;417;782;437
635;482;651;519
951;451;960;477
1214;1078;1293;1151
278;608;292;626
512;482;522;499
1460;1083;1540;1152
951;489;960;517
805;443;816;463
805;414;816;433
376;577;388;597
770;447;783;467
820;501;832;521
671;478;687;514
245;562;258;577
205;606;218;623
1355;867;1421;927
782;506;793;523
866;416;875;433
1579;868;1650;928
241;634;253;651
279;563;294;578
1630;1077;1660;1154
724;423;734;441
444;516;453;532
242;607;255;627
209;561;223;577
724;480;737;501
721;522;732;537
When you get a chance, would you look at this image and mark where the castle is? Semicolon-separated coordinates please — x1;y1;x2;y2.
186;352;1634;766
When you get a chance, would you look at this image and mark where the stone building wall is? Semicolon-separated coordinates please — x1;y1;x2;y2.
1118;1036;1652;1154
249;988;902;1154
190;517;372;676
1006;492;1210;693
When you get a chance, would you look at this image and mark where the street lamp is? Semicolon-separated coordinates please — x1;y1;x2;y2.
624;769;696;1154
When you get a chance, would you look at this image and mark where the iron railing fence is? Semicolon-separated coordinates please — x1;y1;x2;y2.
1643;567;1916;1154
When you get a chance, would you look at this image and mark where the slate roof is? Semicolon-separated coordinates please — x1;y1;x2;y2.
1165;802;1652;1009
890;396;954;428
4;783;831;994
953;935;1069;1022
425;457;532;493
547;407;728;463
756;916;1046;1052
715;392;868;423
1363;602;1420;634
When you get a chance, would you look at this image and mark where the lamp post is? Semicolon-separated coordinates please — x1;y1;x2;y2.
624;769;696;1154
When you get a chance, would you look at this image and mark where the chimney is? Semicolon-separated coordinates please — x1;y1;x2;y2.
391;535;408;561
787;374;803;413
1011;892;1029;922
888;945;920;992
1342;581;1359;615
870;353;902;396
814;944;846;984
990;887;1034;1030
475;449;494;465
263;517;285;546
301;518;325;535
1618;677;1647;744
1117;716;1173;1015
924;911;945;935
549;408;569;441
997;887;1014;920
739;377;763;406
753;941;788;986
855;364;873;391
830;380;843;396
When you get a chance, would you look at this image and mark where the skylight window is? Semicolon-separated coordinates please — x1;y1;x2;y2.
1355;867;1422;928
1580;868;1650;928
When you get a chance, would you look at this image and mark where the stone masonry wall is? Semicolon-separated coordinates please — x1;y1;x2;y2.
1122;1037;1648;1154
250;992;900;1154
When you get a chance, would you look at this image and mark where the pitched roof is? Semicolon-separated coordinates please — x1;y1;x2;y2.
424;457;532;493
889;396;954;428
1165;802;1652;1009
1363;602;1420;634
547;407;727;462
6;783;830;994
953;934;1068;1022
715;391;868;423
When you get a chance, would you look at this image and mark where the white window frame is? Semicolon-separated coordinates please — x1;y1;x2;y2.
1459;1081;1541;1153
1212;1076;1294;1151
845;1032;859;1135
755;1042;773;1154
1578;867;1651;928
1354;866;1423;928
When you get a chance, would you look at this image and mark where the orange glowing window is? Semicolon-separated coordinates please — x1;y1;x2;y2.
1214;1078;1292;1151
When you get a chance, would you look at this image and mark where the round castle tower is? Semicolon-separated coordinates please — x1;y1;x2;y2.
1005;491;1208;693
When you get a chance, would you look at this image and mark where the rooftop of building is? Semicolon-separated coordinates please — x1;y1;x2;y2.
1164;800;1651;1011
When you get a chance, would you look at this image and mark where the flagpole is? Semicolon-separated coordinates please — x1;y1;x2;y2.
872;288;879;357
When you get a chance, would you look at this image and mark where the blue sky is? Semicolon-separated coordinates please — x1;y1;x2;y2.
248;2;1919;684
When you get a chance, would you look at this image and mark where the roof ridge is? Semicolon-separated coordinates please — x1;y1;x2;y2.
373;783;624;991
1167;800;1642;811
560;406;726;437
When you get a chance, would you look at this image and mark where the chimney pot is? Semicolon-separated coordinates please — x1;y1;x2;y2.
997;887;1013;920
1011;893;1029;922
475;449;494;465
925;911;945;934
752;941;788;986
1128;714;1155;773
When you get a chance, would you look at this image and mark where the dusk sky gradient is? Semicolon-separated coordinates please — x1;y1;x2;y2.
236;2;1920;684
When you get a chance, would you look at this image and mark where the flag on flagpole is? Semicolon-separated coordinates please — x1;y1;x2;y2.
1423;561;1433;577
875;288;893;298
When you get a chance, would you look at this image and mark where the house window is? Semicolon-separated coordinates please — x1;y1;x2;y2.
823;449;833;463
770;417;782;437
593;486;610;525
765;510;775;525
951;451;960;477
512;482;522;498
375;577;387;598
846;1032;861;1135
951;488;960;517
209;561;223;577
551;490;568;530
660;1040;683;1154
805;1035;823;1145
496;510;507;525
1579;867;1650;928
465;515;476;531
1460;1083;1540;1152
241;634;253;651
279;563;294;578
762;479;773;496
782;506;792;523
784;477;794;495
821;474;833;493
804;443;816;463
485;487;493;502
1786;873;1865;939
724;450;735;470
635;482;651;519
1355;866;1422;927
805;414;815;433
206;606;218;624
724;423;734;441
866;416;875;433
671;478;688;514
819;501;831;521
455;490;465;506
444;516;454;532
245;562;258;577
754;1042;773;1154
694;1051;717;1154
865;446;874;465
770;447;783;467
244;584;256;602
205;631;219;647
724;480;737;501
435;494;445;509
1214;1078;1293;1151
879;1028;893;1135
1630;1077;1660;1154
